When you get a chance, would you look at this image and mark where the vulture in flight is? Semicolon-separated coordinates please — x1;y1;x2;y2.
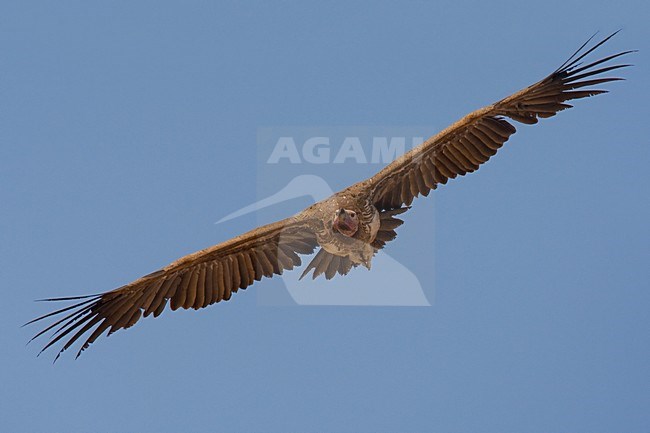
27;32;633;360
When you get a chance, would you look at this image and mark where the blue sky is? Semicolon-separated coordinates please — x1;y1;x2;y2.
2;1;649;432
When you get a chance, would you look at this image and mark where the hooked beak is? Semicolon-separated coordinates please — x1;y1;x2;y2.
333;209;357;235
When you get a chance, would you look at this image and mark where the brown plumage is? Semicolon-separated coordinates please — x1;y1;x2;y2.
27;32;633;360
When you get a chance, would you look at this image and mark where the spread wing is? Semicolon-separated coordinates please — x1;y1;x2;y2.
27;215;319;360
366;32;633;211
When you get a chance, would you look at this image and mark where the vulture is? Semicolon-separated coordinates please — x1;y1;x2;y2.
27;32;633;360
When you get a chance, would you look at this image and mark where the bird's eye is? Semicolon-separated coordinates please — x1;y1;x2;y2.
350;212;356;218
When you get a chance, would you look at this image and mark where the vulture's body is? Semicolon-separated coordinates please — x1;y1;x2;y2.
27;33;633;360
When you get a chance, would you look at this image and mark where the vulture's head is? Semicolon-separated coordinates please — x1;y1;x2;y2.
332;208;359;237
